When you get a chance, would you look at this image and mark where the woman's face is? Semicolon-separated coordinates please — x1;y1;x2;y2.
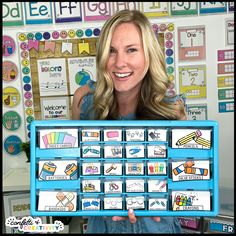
106;22;148;94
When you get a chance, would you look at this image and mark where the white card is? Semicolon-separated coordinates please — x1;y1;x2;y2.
38;160;78;180
38;191;77;211
172;191;211;211
172;160;210;181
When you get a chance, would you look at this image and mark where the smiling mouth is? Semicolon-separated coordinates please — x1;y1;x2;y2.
113;72;133;80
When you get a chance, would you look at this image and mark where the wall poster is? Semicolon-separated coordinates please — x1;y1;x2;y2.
178;26;206;61
179;65;207;99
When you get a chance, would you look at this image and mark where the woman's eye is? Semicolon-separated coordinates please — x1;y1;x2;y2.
109;48;116;54
127;48;137;53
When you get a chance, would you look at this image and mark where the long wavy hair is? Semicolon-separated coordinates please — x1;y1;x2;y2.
93;10;185;120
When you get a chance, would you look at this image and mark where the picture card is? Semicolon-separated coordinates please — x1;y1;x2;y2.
104;145;122;158
39;129;78;149
104;162;122;175
82;179;101;192
104;197;123;210
172;160;210;181
126;129;145;141
148;179;167;192
147;145;167;158
38;160;78;180
148;198;167;210
104;129;122;141
171;129;212;149
104;180;123;194
82;198;100;210
126;145;145;158
126;179;145;192
126;196;145;210
147;162;167;175
147;129;167;141
172;191;211;211
82;162;101;175
38;191;77;211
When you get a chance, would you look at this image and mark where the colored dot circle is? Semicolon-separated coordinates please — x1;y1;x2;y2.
85;29;93;37
167;23;174;31
68;30;76;38
25;99;33;107
166;49;173;56
35;32;43;40
52;31;60;39
152;24;158;31
24;84;31;91
20;42;28;50
168;75;174;81
21;50;29;58
159;24;167;32
21;59;30;67
167;66;174;74
60;31;67;39
93;28;100;36
166;57;173;65
165;32;173;40
27;33;34;40
76;29;84;37
23;76;31;83
165;40;173;48
26;116;34;123
26;108;33;116
24;92;32;99
22;67;30;74
18;33;27;41
43;32;51;40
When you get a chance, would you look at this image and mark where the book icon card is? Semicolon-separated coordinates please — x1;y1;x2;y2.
172;160;210;181
38;191;77;211
172;191;211;211
171;129;212;149
39;129;78;149
38;160;78;181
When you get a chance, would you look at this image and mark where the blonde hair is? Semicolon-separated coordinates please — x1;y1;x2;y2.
94;10;185;120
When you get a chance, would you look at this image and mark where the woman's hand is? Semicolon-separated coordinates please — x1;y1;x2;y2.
112;209;161;224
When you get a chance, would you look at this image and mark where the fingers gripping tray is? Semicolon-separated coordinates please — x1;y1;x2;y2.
30;120;219;217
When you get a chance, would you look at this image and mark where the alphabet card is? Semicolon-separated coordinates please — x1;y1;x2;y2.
178;26;206;61
179;65;206;99
172;191;211;211
3;2;24;26
38;191;77;211
172;160;210;181
171;129;211;149
83;2;111;21
39;128;78;149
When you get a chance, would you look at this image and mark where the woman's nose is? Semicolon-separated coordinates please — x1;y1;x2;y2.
114;52;126;68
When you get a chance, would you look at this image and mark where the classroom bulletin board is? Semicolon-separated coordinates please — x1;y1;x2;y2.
17;23;175;139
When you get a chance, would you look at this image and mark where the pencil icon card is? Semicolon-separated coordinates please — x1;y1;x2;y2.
171;129;212;149
39;129;79;149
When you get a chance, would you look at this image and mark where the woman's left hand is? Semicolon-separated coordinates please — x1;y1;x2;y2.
112;209;161;224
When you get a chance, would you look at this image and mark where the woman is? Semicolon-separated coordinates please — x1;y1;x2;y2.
72;9;186;234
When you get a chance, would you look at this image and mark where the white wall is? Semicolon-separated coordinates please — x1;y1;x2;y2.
3;8;234;214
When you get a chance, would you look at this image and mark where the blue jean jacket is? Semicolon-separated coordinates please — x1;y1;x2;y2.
85;216;182;234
